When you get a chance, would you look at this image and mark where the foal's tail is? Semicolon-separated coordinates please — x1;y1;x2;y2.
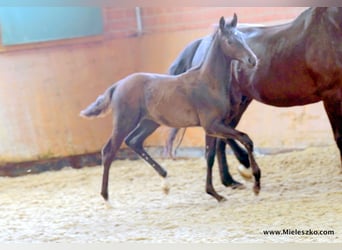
80;84;117;118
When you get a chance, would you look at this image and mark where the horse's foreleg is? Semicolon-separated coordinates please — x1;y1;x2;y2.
206;122;261;194
216;139;244;188
323;91;342;170
125;120;169;193
205;135;226;202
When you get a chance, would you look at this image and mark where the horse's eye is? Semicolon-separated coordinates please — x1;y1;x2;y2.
227;39;233;45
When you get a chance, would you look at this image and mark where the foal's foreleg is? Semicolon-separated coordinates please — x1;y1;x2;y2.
226;139;253;180
226;139;250;169
205;135;225;202
216;139;244;187
214;103;253;185
206;122;261;194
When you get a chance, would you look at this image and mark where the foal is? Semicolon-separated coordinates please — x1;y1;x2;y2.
80;15;260;202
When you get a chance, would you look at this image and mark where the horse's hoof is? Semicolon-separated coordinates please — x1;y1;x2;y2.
237;164;253;180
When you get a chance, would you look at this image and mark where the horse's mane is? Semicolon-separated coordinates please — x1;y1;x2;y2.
187;28;219;72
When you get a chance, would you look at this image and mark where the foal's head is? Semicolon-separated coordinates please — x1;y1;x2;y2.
217;14;257;68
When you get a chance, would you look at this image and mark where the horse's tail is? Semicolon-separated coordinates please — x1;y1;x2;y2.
80;84;117;118
174;128;186;155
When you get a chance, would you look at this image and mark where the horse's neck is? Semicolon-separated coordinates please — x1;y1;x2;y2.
312;7;341;32
294;8;341;34
199;36;231;90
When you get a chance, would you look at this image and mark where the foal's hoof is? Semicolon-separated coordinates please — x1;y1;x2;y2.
101;192;109;201
237;165;253;180
229;181;245;190
253;185;260;195
217;196;227;203
162;178;170;195
104;200;114;209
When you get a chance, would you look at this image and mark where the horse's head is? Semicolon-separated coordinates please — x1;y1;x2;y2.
218;14;257;69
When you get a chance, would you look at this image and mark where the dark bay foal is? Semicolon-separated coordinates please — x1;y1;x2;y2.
80;15;259;202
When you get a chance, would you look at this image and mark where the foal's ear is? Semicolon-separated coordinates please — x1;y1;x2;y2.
230;13;238;27
219;16;225;31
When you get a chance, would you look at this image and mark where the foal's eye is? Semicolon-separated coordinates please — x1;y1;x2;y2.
227;39;233;45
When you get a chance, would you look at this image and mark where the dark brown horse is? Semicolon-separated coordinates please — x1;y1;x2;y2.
165;7;342;187
80;15;259;202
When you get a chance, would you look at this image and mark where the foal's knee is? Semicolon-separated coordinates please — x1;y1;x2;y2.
240;133;254;151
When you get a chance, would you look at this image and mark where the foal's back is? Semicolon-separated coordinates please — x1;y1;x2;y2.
112;69;204;128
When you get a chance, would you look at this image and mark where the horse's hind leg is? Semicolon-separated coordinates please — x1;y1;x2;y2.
125;119;169;192
323;92;342;171
164;128;179;159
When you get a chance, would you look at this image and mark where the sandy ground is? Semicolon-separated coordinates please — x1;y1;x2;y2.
0;146;341;243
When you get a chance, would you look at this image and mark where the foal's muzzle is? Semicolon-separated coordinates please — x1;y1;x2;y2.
248;56;257;68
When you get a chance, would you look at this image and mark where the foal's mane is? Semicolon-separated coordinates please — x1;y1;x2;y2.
192;24;228;71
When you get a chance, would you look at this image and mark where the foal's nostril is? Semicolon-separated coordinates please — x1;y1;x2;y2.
248;57;256;67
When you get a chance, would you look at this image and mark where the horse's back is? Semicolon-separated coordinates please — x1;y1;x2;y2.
168;38;203;75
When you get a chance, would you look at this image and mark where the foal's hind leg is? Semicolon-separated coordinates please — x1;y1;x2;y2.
101;113;141;201
125;119;169;193
101;131;127;201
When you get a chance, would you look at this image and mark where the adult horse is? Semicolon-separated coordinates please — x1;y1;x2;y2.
165;7;342;187
80;15;259;202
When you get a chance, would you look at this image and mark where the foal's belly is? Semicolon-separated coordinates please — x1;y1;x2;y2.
143;77;203;127
146;99;200;128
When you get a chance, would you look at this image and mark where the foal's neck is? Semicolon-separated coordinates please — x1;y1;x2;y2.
199;34;231;89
